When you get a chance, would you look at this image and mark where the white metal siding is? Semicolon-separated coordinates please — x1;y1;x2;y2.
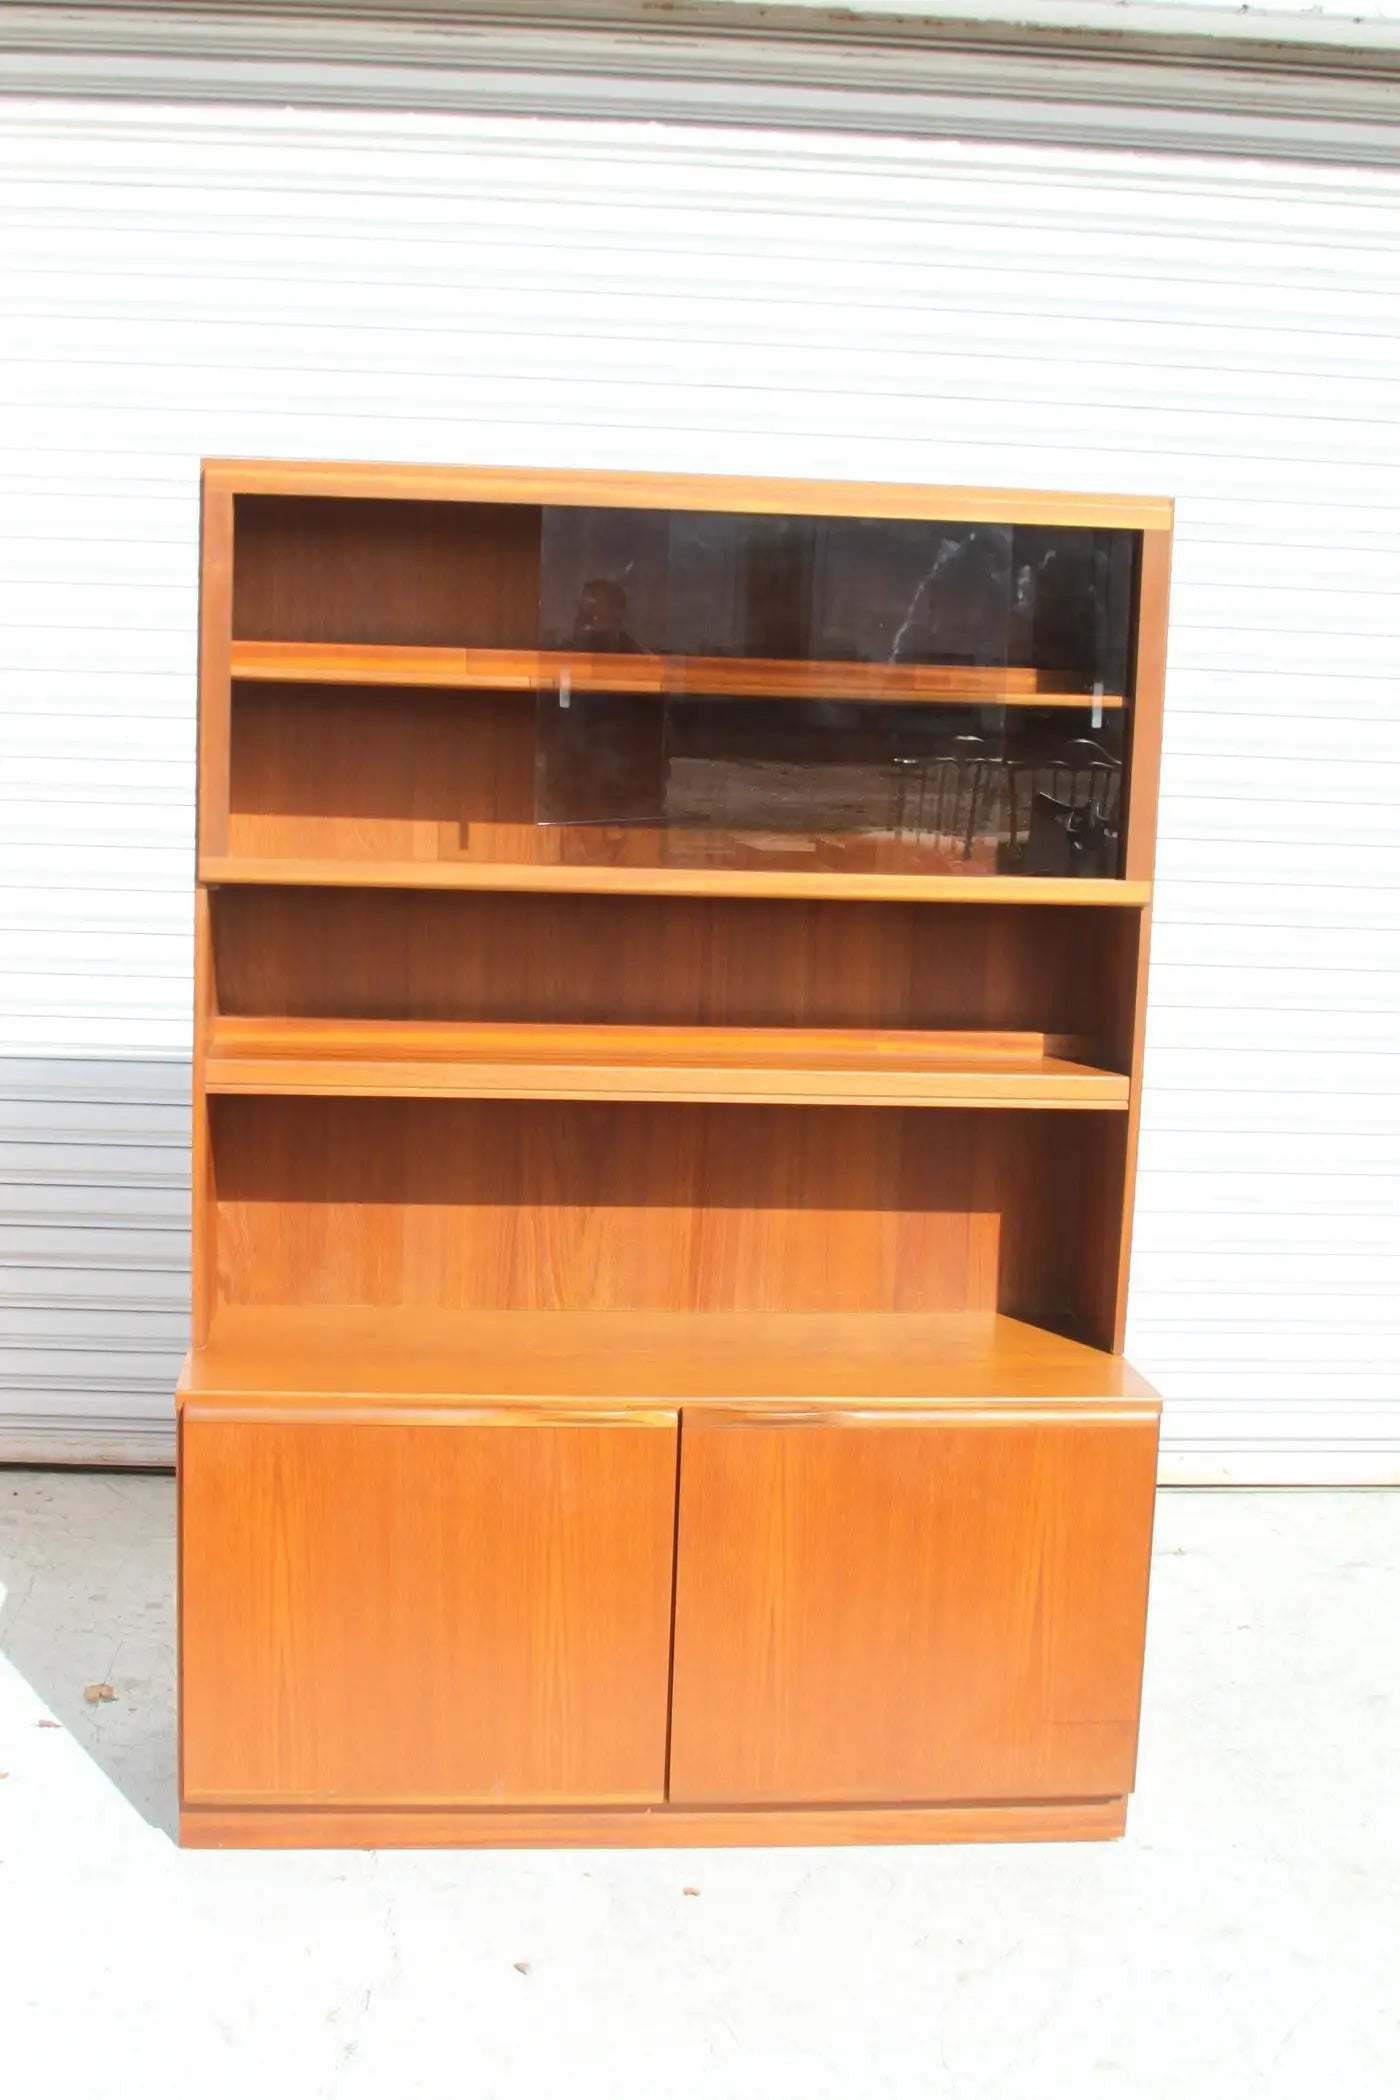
1;98;1397;1478
7;3;1400;166
0;1057;188;1463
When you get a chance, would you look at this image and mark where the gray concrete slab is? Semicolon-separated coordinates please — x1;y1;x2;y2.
1;1472;1397;2098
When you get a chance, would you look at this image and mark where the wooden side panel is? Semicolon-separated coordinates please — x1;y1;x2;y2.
180;1411;677;1806
190;889;217;1348
669;1407;1158;1805
1123;528;1171;888
1115;524;1171;1342
197;473;235;856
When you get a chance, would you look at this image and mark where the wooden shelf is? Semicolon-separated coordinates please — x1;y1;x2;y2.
231;640;1123;711
201;856;1150;907
205;1018;1130;1110
179;1306;1160;1409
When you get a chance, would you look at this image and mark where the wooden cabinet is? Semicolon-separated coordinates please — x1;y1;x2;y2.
669;1407;1158;1807
180;1409;677;1807
179;461;1171;1848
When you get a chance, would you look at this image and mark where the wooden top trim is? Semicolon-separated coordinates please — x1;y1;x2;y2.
204;459;1174;533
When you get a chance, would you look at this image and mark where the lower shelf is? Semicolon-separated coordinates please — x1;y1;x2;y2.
181;1796;1129;1850
205;1017;1129;1110
178;1306;1159;1409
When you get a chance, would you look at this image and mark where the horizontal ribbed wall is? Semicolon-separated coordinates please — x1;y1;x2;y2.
2;99;1397;1476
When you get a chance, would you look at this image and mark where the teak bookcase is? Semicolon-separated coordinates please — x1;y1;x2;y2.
178;460;1171;1850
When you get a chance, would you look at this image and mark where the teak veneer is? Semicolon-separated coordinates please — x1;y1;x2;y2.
182;1307;1158;1406
202;856;1152;905
205;1017;1129;1108
230;638;1124;709
179;461;1171;1850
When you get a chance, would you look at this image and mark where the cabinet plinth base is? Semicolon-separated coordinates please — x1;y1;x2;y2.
180;1796;1128;1851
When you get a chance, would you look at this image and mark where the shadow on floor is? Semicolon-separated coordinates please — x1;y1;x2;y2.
0;1467;178;1839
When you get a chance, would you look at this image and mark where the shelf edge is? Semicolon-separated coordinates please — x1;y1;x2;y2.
204;1067;1131;1110
199;858;1152;907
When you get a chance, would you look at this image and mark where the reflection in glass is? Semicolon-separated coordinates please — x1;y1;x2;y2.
539;508;669;655
533;508;1135;877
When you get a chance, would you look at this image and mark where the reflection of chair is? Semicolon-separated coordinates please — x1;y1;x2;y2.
1006;738;1121;858
891;734;1000;858
891;732;1122;865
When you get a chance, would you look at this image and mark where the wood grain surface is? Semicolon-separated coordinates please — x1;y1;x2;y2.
206;1096;1128;1332
231;496;540;648
204;1016;1129;1109
177;1307;1161;1406
221;675;1141;892
196;475;234;858
210;887;1137;1043
181;1410;678;1806
183;460;1171;1847
230;639;1122;709
207;458;1173;532
669;1407;1159;1805
1113;524;1174;1346
181;1795;1129;1849
205;853;1150;907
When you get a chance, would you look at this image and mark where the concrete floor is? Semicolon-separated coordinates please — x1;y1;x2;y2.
0;1475;1396;2100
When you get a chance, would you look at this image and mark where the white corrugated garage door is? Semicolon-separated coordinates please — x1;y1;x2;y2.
1;95;1397;1478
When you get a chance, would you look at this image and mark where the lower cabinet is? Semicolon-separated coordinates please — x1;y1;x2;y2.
668;1406;1159;1806
180;1408;678;1806
181;1401;1157;1822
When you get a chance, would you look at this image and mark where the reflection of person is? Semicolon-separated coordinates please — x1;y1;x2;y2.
571;578;640;654
892;531;1007;665
1018;545;1095;674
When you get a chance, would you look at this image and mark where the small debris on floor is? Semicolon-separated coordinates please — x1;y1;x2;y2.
683;1886;701;1897
512;1961;532;1976
37;1719;60;1729
83;1684;117;1704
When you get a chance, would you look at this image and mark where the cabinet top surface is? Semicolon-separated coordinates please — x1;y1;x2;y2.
205;458;1174;532
178;1308;1159;1410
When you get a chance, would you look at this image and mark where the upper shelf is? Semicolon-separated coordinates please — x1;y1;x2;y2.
205;1017;1130;1111
230;641;1124;711
200;856;1150;906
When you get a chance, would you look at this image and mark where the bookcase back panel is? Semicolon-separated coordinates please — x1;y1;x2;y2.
232;497;541;647
210;1098;1118;1330
228;684;533;860
212;887;1137;1056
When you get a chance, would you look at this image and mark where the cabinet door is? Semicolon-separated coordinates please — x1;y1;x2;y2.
669;1407;1157;1806
181;1409;677;1807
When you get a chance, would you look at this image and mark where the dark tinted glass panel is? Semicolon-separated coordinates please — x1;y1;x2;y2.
535;507;1135;878
538;506;671;655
